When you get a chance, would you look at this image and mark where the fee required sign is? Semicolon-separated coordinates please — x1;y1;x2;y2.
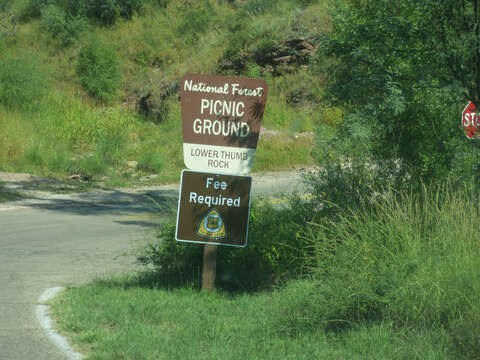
181;74;268;174
175;170;252;247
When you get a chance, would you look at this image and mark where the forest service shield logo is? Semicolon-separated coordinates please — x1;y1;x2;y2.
196;209;227;240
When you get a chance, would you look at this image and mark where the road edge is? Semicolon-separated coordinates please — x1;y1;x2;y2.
36;287;84;360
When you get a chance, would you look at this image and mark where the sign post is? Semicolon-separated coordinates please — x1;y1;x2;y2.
202;244;217;291
178;74;268;291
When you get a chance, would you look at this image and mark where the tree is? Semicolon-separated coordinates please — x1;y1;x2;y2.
322;0;480;183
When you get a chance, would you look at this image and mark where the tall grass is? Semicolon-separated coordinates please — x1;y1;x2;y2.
292;184;480;358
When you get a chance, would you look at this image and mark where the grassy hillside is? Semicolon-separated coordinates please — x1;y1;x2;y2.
0;0;335;186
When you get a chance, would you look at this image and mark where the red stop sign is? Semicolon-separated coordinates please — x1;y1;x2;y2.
462;101;480;139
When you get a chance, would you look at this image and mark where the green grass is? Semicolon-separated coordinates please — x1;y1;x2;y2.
253;134;315;172
49;184;480;359
0;0;334;185
50;278;448;360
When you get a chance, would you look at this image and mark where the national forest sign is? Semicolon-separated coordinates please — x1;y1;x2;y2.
180;74;268;174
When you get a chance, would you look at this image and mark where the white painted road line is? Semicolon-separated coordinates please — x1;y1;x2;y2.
36;287;84;360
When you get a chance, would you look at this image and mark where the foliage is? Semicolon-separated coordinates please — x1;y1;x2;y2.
176;2;217;43
295;163;400;224
239;0;285;16
135;151;164;173
0;54;50;111
287;185;480;356
0;0;11;12
48;179;480;358
322;0;479;184
85;0;143;26
50;278;449;360
19;0;50;20
20;0;143;25
136;200;308;292
40;5;86;47
76;37;121;102
2;0;323;182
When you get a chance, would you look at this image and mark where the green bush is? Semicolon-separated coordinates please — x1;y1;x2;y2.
0;0;11;12
136;200;308;292
136;152;164;173
241;0;278;16
0;55;50;111
95;132;125;165
46;145;71;173
76;37;121;102
20;0;143;25
222;27;249;60
176;2;216;42
150;0;169;8
20;142;45;169
94;110;131;165
19;0;51;21
294;158;408;224
40;5;87;47
85;0;141;26
67;155;105;178
322;1;472;186
293;184;480;339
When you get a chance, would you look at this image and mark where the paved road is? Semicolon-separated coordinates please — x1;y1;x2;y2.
0;169;308;359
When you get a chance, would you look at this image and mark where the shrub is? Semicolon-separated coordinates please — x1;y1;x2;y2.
19;0;51;21
76;37;121;102
85;0;143;25
68;155;105;178
176;2;216;42
241;0;278;16
21;142;45;169
295;185;480;337
40;5;87;47
136;152;164;173
136;200;309;292
293;157;408;224
20;0;143;26
94;109;133;165
150;0;169;8
0;0;11;12
0;55;50;111
85;0;119;26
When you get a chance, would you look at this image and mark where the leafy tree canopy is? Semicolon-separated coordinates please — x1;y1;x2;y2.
323;0;480;182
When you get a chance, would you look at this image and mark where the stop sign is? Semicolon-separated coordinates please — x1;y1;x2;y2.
462;101;480;139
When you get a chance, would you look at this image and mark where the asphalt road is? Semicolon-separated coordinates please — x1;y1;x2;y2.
0;169;308;360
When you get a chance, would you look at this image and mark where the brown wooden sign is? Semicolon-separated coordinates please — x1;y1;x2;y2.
175;170;252;247
181;74;268;174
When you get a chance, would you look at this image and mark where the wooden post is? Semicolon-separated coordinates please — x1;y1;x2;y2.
202;244;217;290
